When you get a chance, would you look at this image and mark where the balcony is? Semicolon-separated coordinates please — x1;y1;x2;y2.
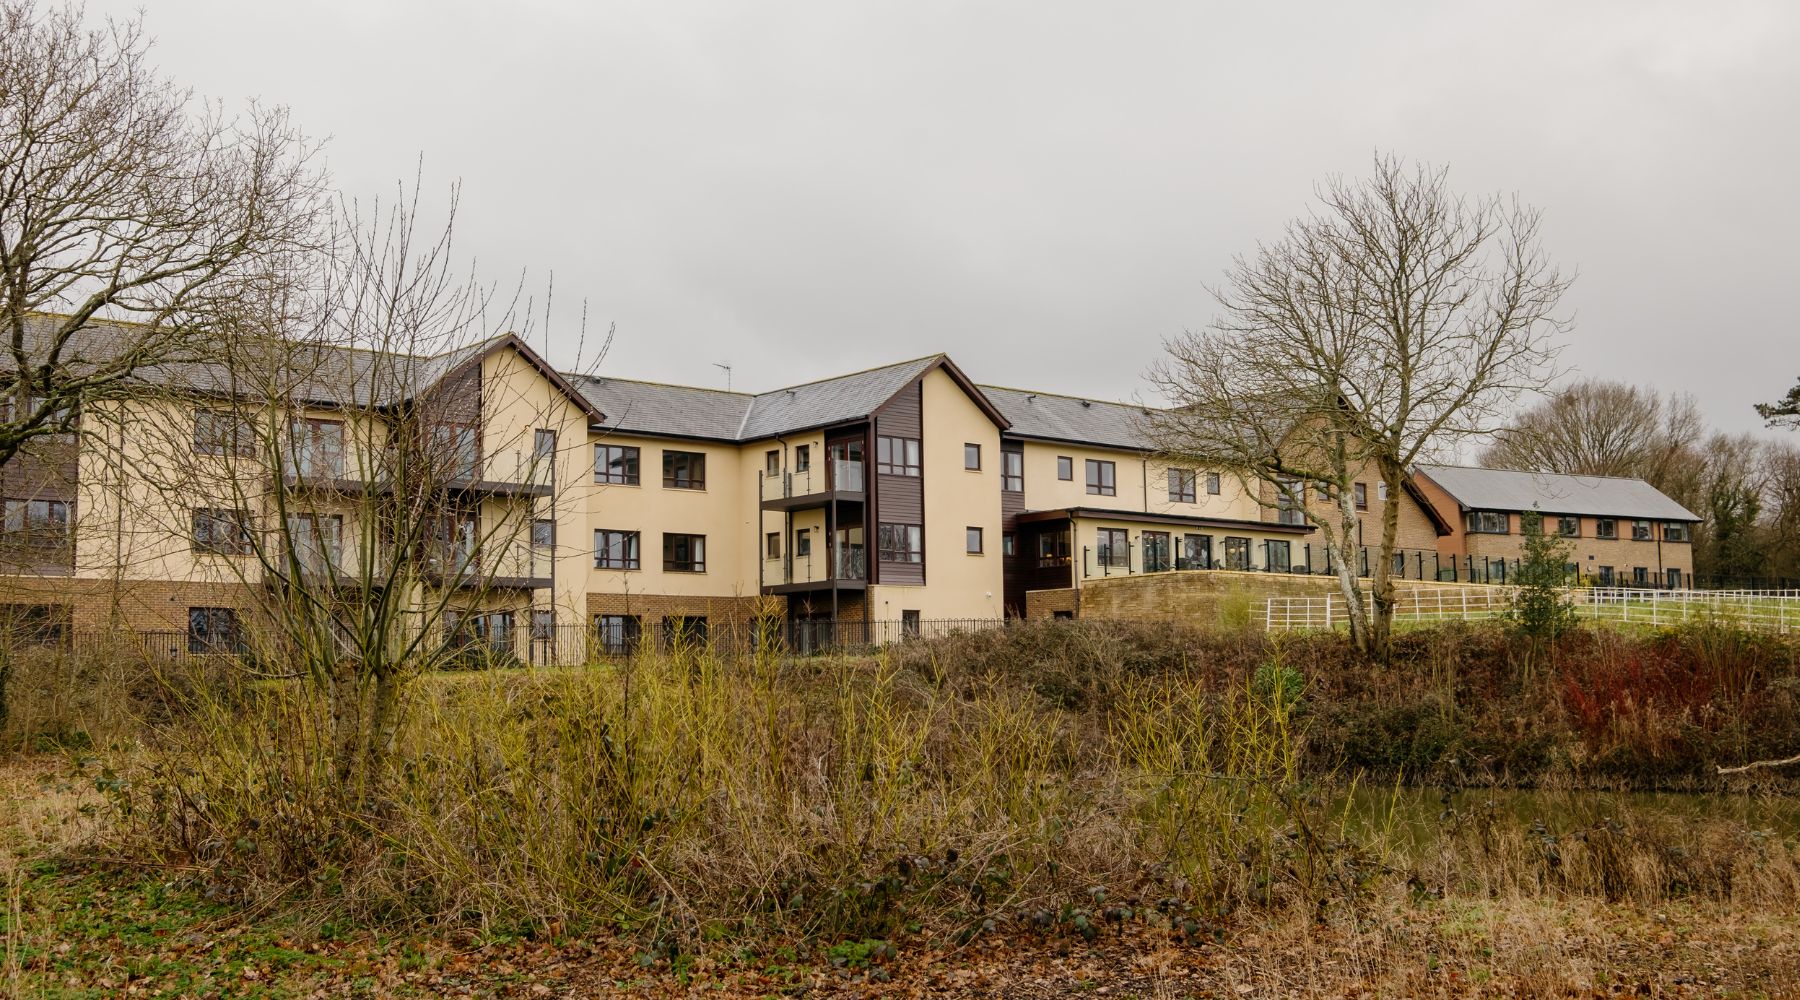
444;450;556;498
760;460;865;511
422;537;554;591
764;543;867;595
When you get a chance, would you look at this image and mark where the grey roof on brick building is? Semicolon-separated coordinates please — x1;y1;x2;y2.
1417;464;1700;521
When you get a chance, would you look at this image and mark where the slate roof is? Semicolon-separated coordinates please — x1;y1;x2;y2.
567;375;752;441
570;355;966;442
1416;464;1700;522
979;385;1156;451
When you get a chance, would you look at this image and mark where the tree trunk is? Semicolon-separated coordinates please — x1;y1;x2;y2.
328;657;364;789
366;665;406;797
1334;487;1371;655
1368;458;1406;662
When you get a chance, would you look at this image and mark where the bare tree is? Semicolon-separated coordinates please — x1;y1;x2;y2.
1149;154;1569;657
1480;379;1703;488
126;183;602;792
0;0;325;469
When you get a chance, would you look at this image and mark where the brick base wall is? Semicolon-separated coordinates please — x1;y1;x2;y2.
0;576;263;632
1024;587;1077;618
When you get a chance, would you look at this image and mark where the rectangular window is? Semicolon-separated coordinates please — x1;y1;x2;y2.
1558;516;1580;537
533;429;556;461
1631;520;1652;541
1597;565;1615;585
1036;529;1071;568
1179;533;1211;570
289;417;346;479
425;422;478;482
1207;472;1221;495
966;526;984;554
795;444;810;472
0;603;70;648
1276;478;1307;526
1222;536;1251;571
1097;527;1129;567
1664;522;1690;542
1353;483;1368;511
1377;482;1388;502
594;529;641;570
594;444;641;485
1143;530;1171;572
1667;568;1683;588
1056;456;1073;481
531;519;555;549
901;610;921;638
192;508;252;555
765;449;780;477
593;614;641;656
1001;449;1023;492
1465;510;1509;534
662;450;706;490
1;499;70;543
1002;532;1016;557
187;607;243;654
1168;468;1197;504
663;533;706;572
1633;566;1649;585
1267;539;1292;573
964;443;981;470
1595;518;1617;540
766;531;781;559
1085;459;1116;496
877;436;921;476
796;528;812;557
877;523;922;563
193;409;255;457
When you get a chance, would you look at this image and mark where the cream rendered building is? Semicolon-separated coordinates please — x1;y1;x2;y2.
0;322;1452;653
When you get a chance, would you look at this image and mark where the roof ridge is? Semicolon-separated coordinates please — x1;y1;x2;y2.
566;370;752;399
979;382;1156;411
1420;462;1657;485
752;353;943;398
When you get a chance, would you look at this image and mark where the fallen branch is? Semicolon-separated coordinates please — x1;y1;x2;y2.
1717;753;1800;776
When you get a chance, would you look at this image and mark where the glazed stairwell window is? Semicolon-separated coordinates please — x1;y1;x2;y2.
594;444;641;485
1001;450;1023;492
878;523;922;563
1085;459;1116;497
1036;529;1071;568
877;436;920;476
662;450;706;490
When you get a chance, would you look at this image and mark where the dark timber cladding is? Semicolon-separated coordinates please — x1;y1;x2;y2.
874;377;924;586
1000;439;1026;614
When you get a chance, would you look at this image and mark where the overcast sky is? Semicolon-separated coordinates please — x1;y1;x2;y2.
94;0;1799;440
